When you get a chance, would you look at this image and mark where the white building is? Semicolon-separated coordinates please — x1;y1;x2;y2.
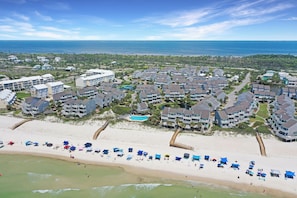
31;84;48;98
46;81;64;97
0;74;54;92
0;89;16;109
75;69;115;88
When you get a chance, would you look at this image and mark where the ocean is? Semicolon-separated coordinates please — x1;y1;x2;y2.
0;154;270;198
0;40;296;56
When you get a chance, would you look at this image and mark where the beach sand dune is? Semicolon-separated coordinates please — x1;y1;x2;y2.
1;115;297;198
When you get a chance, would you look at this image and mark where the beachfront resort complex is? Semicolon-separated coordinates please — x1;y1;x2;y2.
1;53;297;198
0;54;297;141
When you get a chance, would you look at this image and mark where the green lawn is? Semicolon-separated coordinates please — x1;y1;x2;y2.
16;91;30;99
257;103;269;119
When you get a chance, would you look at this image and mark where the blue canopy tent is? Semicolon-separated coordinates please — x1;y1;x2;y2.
285;171;295;179
175;156;182;161
246;169;254;176
217;163;224;168
63;141;69;145
184;153;190;159
143;152;148;157
25;141;33;146
149;155;153;160
220;157;228;164
84;142;92;148
113;148;120;152
137;150;143;156
192;155;200;161
155;154;161;160
70;146;76;151
128;147;133;152
103;149;109;154
117;151;124;157
231;163;240;169
260;173;267;178
33;142;39;146
204;155;210;161
270;169;281;177
127;154;133;160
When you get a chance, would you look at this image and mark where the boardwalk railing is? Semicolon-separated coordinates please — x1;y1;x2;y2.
256;132;267;156
169;128;194;150
11;119;33;130
93;120;110;140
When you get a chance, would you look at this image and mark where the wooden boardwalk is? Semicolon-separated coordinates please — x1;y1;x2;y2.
256;132;267;156
92;120;110;140
11;119;33;130
169;128;194;150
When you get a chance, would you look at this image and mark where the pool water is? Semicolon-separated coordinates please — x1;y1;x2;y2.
129;115;149;121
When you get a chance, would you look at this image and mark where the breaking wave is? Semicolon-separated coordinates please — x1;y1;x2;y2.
32;188;80;194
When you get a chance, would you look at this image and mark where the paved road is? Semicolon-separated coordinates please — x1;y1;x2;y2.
225;72;251;108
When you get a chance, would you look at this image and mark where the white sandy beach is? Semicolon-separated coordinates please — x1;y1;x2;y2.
1;115;297;197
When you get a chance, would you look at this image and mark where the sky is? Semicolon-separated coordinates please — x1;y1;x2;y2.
0;0;296;40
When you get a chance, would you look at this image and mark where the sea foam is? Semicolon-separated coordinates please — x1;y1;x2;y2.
32;188;80;194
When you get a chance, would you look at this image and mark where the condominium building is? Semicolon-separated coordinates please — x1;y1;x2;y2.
61;99;96;118
47;81;64;97
31;84;48;98
268;95;297;142
215;92;256;128
75;69;115;88
0;74;54;91
161;107;211;130
21;97;49;115
0;89;16;108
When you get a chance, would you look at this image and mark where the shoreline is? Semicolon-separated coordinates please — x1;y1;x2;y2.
0;151;295;198
1;115;297;197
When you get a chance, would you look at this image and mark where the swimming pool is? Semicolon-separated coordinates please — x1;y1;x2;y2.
129;115;149;121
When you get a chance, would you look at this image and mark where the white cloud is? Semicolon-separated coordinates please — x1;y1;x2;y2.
34;11;53;21
285;17;297;21
137;9;212;27
0;25;16;32
136;0;294;40
45;2;70;10
1;0;26;4
150;18;268;40
14;22;35;31
228;1;294;17
23;31;63;39
40;26;71;33
13;12;30;21
0;33;18;39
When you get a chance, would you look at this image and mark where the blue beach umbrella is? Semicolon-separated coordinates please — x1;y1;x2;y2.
70;146;76;151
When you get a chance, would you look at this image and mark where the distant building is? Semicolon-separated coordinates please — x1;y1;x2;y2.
22;97;49;115
42;63;54;70
46;81;64;97
0;89;16;109
215;92;256;128
77;86;98;98
268;95;297;142
65;66;76;71
53;90;77;105
0;74;54;92
31;84;48;98
32;65;41;71
61;99;96;118
161;107;211;130
75;69;115;88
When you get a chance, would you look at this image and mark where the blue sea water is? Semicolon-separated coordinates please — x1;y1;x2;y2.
0;40;296;56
